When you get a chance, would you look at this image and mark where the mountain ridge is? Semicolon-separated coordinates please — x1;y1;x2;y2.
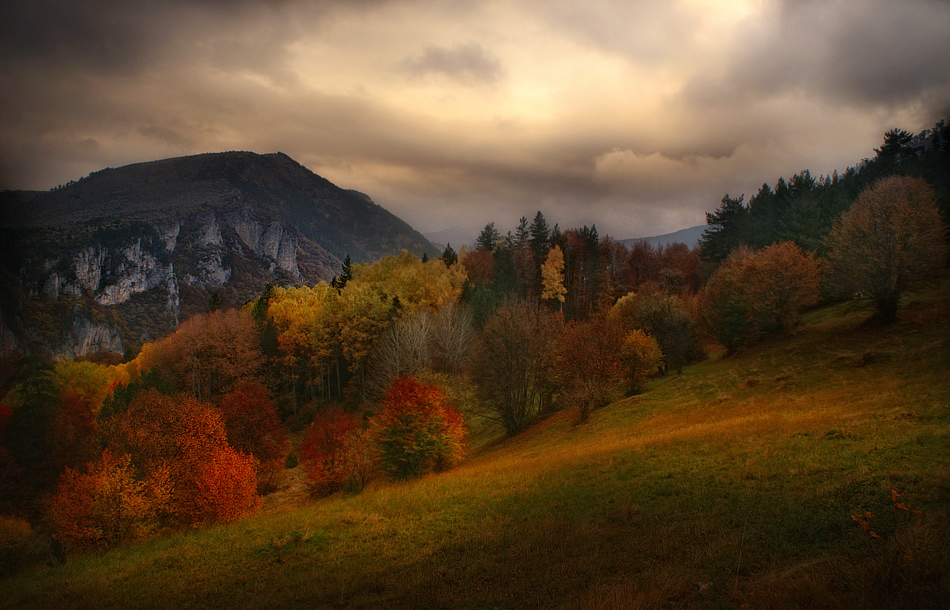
0;151;438;358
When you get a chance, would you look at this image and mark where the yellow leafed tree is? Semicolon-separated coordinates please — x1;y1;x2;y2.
541;245;567;304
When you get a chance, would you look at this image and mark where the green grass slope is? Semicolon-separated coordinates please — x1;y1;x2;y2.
3;283;949;609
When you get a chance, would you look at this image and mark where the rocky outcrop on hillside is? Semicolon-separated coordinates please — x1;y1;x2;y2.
0;151;437;358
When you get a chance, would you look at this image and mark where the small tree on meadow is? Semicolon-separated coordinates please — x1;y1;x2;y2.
824;176;948;323
470;301;563;436
555;315;628;423
611;293;701;373
372;376;466;479
702;241;821;350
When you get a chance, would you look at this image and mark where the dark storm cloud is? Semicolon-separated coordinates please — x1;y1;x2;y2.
684;0;950;110
0;0;390;75
402;42;505;84
1;0;947;238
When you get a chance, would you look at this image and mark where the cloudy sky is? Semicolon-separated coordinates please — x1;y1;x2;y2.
1;0;948;241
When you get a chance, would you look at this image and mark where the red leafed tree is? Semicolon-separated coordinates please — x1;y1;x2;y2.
179;447;260;525
104;390;259;525
300;406;372;495
460;247;495;285
373;376;466;479
218;381;288;492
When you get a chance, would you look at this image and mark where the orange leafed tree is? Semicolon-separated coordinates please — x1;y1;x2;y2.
181;447;260;525
459;247;495;285
373;376;466;479
47;450;171;553
134;309;263;401
824;175;948;323
555;314;629;422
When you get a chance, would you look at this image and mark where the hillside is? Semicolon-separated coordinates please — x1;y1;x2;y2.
0;152;437;357
2;281;947;609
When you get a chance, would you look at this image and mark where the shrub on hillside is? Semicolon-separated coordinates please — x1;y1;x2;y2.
104;391;259;526
46;451;171;553
300;406;373;496
373;376;466;480
701;241;821;350
178;447;260;525
622;330;664;394
611;292;702;373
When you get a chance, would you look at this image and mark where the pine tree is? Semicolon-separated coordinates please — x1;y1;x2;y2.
699;194;749;263
475;223;500;252
441;243;458;266
207;292;223;313
514;216;530;248
331;255;353;290
529;211;550;259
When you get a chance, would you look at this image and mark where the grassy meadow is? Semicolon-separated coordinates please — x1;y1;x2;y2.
2;282;948;609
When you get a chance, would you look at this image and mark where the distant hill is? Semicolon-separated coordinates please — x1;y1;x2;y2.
621;224;705;249
0;151;437;358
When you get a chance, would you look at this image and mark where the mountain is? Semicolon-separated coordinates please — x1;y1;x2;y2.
0;151;437;358
620;224;705;250
423;226;476;252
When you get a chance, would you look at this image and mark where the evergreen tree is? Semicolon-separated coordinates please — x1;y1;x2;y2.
529;211;551;259
700;194;749;263
514;216;530;247
475;223;500;252
331;255;353;290
440;243;458;267
207;292;223;314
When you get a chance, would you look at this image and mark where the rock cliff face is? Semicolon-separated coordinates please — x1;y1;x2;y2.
0;151;437;358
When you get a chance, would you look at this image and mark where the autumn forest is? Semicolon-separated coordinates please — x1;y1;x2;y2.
1;124;949;607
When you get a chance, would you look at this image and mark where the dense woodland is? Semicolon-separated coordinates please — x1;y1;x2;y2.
0;121;948;568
